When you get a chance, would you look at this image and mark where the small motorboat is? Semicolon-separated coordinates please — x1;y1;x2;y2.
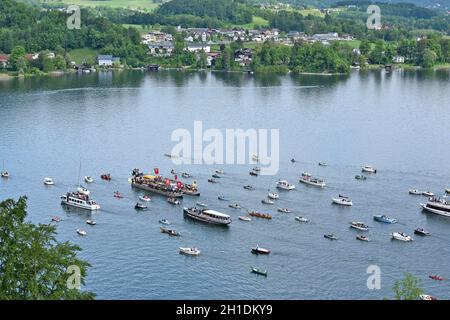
290;158;296;163
251;267;267;276
420;294;437;300
243;185;254;190
113;191;123;198
51;216;61;222
84;176;94;183
373;215;397;224
179;247;200;256
324;234;338;240
356;235;370;242
276;180;295;190
409;189;421;195
331;195;352;206
391;232;413;242
252;166;261;172
278;208;291;213
101;174;111;181
167;197;180;205
268;192;279;199
161;227;180;237
215;169;224;174
229;203;241;209
139;195;151;202
212;173;222;179
249;170;259;176
196;201;208;207
422;191;435;197
77;186;90;196
299;176;326;187
76;229;87;236
170;169;177;175
248;211;272;219
318;162;328;167
414;228;430;236
159;219;170;225
355;175;367;181
1;170;10;178
86;219;96;226
208;177;218;183
350;221;369;231
361;165;377;173
429;275;444;281
43;177;54;185
261;198;274;205
134;202;147;210
181;172;191;178
239;216;251;222
251;245;271;255
217;195;227;201
295;216;309;223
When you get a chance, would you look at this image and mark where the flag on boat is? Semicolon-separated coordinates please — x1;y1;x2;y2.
165;178;170;186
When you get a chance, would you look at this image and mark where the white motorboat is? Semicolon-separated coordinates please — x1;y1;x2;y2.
420;198;450;217
239;216;251;221
420;294;437;300
301;172;312;178
278;208;291;213
361;165;377;173
331;195;352;206
167;197;180;205
229;203;241;209
44;177;54;185
86;219;96;225
76;229;87;236
251;245;271;255
422;191;435;197
215;169;224;175
350;221;369;231
61;192;100;211
445;187;450;194
77;186;90;196
84;176;94;183
391;232;413;242
261;198;274;205
299;176;326;187
159;219;170;225
276;180;295;190
139;195;152;202
318;162;328;167
181;172;191;178
356;235;370;242
179;247;200;256
268;192;279;199
249;169;259;176
295;216;309;222
409;189;421;195
208;177;218;183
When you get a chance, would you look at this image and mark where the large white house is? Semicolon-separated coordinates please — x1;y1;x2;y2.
98;55;120;67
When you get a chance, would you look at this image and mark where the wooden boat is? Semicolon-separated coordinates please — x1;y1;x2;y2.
161;227;180;236
248;211;272;220
324;234;338;240
101;173;111;181
167;197;180;205
251;267;267;276
179;247;200;256
414;228;430;236
251;245;270;255
239;216;251;221
183;207;232;226
86;219;96;226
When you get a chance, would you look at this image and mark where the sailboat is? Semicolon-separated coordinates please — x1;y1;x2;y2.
1;160;9;178
76;160;90;195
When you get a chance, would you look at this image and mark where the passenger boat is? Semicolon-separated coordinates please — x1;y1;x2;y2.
134;202;147;210
409;189;421;195
101;173;112;181
215;169;224;174
61;192;100;211
84;176;94;183
420;198;450;217
350;221;369;231
251;267;267;276
295;216;309;222
355;175;367;181
183;207;232;225
229;203;241;209
261;198;274;205
249;169;259;176
76;229;87;236
43;177;54;185
276;180;295;190
318;162;328;167
324;234;338;240
422;191;435;197
414;228;430;236
179;247;200;256
356;235;370;242
361;165;377;173
159;219;170;225
139;195;151;202
243;185;254;190
239;216;251;221
278;208;291;213
181;172;191;178
167;197;180;205
113;191;123;198
299;176;326;187
420;294;437;300
267;192;279;199
77;186;90;196
130;172;183;198
429;275;444;281
196;201;208;207
161;227;180;236
51;216;61;222
248;211;272;220
373;215;397;224
251;245;270;255
86;219;96;226
208;177;218;183
391;232;413;242
331;195;352;206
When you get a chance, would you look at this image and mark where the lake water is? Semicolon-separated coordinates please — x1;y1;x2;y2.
1;69;449;299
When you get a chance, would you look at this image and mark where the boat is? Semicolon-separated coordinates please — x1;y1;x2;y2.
243;185;254;190
43;177;54;185
429;275;444;281
391;232;413;242
51;216;61;222
276;180;295;190
161;227;180;236
251;245;270;255
278;208;291;213
208;177;218;183
167;197;180;205
420;294;437;300
445;187;450;194
295;216;309;222
261;198;274;205
318;162;328;167
183;207;232;225
159;219;170;225
290;158;296;163
267;192;279;199
249;170;259;176
196;201;208;207
361;165;377;173
229;203;241;209
212;174;222;179
101;173;112;181
61;192;100;211
301;172;312;178
1;161;9;178
414;228;430;236
248;211;272;220
181;172;191;178
324;234;338;240
299;176;326;187
134;202;147;210
130;172;183;198
77;186;90;196
179;247;200;256
350;221;369;231
84;176;93;183
356;235;370;242
331;195;352;206
252;166;261;172
139;195;151;202
217;195;227;201
355;175;367;181
409;189;421;195
420;198;450;217
76;229;87;236
86;219;96;226
251;267;267;276
239;216;251;221
373;215;397;224
170;169;177;175
422;191;435;197
113;191;123;198
215;169;224;174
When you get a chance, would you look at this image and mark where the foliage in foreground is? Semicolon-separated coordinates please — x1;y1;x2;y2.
393;273;424;300
0;197;94;300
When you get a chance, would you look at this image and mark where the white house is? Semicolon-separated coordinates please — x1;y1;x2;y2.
392;55;405;63
98;55;119;67
186;44;211;53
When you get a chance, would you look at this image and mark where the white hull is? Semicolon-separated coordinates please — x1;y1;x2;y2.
299;178;326;187
332;198;352;206
420;203;450;217
391;233;413;242
179;247;200;256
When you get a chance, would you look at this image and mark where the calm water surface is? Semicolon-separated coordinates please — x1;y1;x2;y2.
1;69;449;299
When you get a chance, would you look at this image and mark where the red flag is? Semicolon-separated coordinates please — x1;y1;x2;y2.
165;178;170;186
154;168;159;175
176;181;183;189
